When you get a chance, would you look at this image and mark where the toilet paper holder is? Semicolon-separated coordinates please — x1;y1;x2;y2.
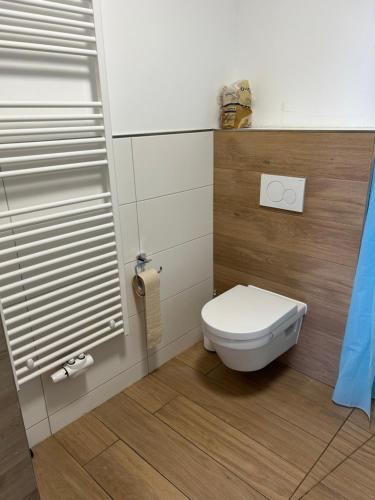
135;252;162;277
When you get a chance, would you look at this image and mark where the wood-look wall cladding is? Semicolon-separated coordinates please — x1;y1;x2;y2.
214;131;375;386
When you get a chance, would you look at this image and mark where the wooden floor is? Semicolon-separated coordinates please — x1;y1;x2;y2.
32;342;375;499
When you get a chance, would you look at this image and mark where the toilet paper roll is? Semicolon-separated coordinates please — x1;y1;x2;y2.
133;268;162;349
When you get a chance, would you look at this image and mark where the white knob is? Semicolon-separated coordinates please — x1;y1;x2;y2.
109;319;116;330
26;358;35;370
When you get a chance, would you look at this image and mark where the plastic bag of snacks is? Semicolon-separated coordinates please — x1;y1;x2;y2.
220;80;252;129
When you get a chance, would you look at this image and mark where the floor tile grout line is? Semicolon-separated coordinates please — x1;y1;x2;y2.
152;360;313;477
206;357;345;421
53;413;118;466
47;435;115;500
153;359;329;476
122;380;180;415
289;408;355;499
203;361;223;376
152;408;270;500
176;357;221;377
82;439;120;468
92;407;191;500
300;427;375;499
195;361;335;448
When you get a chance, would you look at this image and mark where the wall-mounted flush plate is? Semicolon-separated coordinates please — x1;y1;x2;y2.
260;174;306;213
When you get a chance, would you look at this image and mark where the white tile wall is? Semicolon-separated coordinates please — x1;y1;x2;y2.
137;186;213;255
17;378;48;429
26;419;51;449
113;138;136;205
119;202;140;263
12;131;213;447
132;132;213;200
125;234;213;317
42;314;146;414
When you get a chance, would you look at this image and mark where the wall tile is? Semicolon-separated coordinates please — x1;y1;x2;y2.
132;132;213;200
119;202;140;263
148;326;203;372
26;419;51;448
11;130;214;439
43;314;146;414
18;377;48;429
157;278;212;349
137;185;213;255
125;235;213;317
113;137;136;205
49;360;148;434
124;277;212;356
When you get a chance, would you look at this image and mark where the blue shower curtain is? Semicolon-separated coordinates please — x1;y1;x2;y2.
333;167;375;417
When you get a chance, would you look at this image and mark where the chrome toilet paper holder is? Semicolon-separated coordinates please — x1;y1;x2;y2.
135;252;162;277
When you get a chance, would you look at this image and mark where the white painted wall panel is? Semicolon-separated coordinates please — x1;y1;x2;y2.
100;0;238;134
236;0;375;128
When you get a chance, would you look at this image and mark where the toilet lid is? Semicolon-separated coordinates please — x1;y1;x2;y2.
202;285;299;341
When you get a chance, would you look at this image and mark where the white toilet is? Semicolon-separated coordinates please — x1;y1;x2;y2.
201;285;307;372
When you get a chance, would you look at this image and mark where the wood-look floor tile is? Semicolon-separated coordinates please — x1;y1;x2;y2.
290;446;345;499
33;437;109;500
152;359;326;472
330;418;371;455
124;374;178;413
93;392;263;500
321;438;375;500
208;363;348;443
176;341;221;374
349;403;375;434
253;361;347;418
85;440;187;499
304;483;347;499
157;395;304;499
54;413;117;466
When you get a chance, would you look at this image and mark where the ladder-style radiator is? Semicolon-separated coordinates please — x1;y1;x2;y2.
0;0;126;387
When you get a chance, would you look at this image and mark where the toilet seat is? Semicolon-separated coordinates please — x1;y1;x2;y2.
201;285;299;341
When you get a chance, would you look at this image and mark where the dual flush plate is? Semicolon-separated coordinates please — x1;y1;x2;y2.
260;174;306;213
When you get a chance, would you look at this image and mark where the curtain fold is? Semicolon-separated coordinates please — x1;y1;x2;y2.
333;168;375;417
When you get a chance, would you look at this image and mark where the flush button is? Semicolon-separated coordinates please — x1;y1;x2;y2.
260;174;306;213
267;181;284;202
283;188;297;205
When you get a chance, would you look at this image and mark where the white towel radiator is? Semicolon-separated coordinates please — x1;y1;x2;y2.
0;0;127;388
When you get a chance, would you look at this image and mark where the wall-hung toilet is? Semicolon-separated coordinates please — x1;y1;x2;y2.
201;285;307;372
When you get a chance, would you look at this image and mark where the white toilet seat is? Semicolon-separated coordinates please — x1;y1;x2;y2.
202;285;299;341
201;285;307;372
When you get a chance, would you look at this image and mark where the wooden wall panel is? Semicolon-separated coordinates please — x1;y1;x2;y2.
0;319;39;500
214;131;375;386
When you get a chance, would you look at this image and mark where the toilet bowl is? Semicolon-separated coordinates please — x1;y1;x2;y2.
201;285;307;372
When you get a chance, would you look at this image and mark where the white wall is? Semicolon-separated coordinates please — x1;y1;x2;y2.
100;0;239;135
236;0;375;128
101;0;375;132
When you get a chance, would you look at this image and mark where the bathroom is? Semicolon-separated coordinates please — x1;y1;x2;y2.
1;0;375;499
